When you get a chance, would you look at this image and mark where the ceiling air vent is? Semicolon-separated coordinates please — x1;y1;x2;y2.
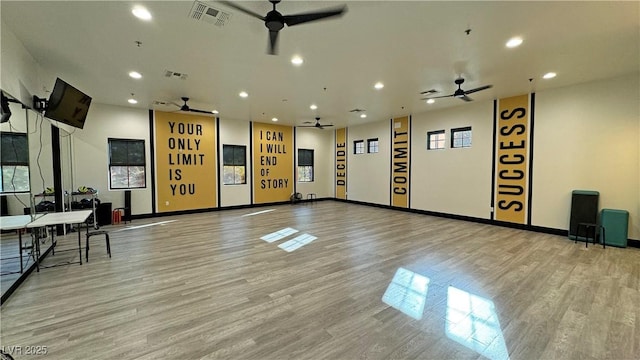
189;1;232;27
164;70;188;80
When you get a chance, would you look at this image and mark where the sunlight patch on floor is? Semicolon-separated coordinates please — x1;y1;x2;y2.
278;234;317;252
382;267;430;320
260;227;298;243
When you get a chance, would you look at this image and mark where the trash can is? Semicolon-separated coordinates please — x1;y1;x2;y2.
600;209;629;248
97;202;113;226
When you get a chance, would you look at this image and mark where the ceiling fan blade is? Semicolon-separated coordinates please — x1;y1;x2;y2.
268;30;279;55
283;6;346;26
298;125;317;127
322;124;334;127
460;95;474;102
464;84;493;95
189;108;216;115
421;94;454;100
218;1;265;20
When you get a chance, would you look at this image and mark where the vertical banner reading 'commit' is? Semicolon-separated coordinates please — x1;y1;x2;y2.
335;128;347;199
252;122;294;204
493;94;533;224
391;116;410;208
155;111;216;212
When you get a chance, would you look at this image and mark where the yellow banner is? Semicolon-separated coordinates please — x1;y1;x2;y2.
391;116;410;208
495;95;530;223
335;128;347;199
155;111;216;212
252;122;294;203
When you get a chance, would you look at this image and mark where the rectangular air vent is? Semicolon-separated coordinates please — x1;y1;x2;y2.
164;70;188;80
189;1;232;27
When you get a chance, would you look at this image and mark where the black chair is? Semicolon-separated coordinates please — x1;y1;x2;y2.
86;230;111;261
575;222;606;249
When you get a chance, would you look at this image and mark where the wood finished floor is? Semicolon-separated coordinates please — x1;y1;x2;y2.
1;202;639;360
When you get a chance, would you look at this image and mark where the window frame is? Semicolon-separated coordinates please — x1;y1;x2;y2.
451;126;472;149
367;138;379;153
222;144;247;185
297;148;314;182
427;130;446;150
354;140;365;154
0;131;30;194
108;138;147;190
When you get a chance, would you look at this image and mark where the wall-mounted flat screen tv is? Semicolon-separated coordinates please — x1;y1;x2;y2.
45;78;92;129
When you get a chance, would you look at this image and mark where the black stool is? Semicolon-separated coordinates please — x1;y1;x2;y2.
86;230;111;261
575;222;606;249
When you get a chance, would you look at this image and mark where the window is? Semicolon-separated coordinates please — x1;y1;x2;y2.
354;140;365;154
223;145;246;185
1;132;30;193
451;127;472;148
297;149;314;182
367;138;379;153
108;138;146;189
427;130;445;150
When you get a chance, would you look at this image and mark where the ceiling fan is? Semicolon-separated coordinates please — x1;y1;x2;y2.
177;97;217;114
421;78;493;102
219;0;347;55
299;117;333;129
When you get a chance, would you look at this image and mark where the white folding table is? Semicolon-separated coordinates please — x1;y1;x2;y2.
0;215;41;274
27;210;92;268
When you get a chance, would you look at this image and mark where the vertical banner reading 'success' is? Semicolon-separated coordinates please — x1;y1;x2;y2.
335;128;347;199
494;94;532;224
155;111;216;212
252;122;294;204
391;116;410;208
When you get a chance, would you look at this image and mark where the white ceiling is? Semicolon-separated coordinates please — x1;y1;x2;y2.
2;1;638;128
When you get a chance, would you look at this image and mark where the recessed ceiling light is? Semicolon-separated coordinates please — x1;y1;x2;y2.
128;98;138;104
426;99;435;104
374;82;384;90
239;91;248;98
543;72;557;79
132;6;152;21
272;117;278;122
506;37;523;48
291;56;303;66
212;110;219;114
129;71;142;79
360;114;367;118
310;104;317;110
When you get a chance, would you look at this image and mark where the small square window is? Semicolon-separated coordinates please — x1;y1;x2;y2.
367;138;379;153
451;127;472;148
1;132;30;193
298;149;314;182
427;130;445;150
108;138;146;189
223;145;247;185
354;140;365;154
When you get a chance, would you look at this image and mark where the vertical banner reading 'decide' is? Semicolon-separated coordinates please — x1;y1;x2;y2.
335;127;347;199
155;111;216;212
391;116;410;208
252;122;294;204
493;94;533;224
